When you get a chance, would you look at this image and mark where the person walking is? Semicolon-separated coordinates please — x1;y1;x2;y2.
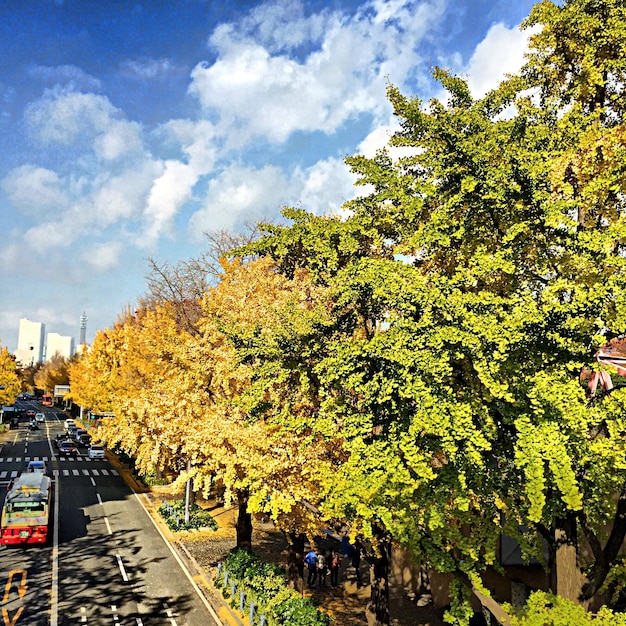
305;548;318;588
330;549;341;588
317;550;328;589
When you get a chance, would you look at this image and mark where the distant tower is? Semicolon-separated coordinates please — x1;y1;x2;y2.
79;312;88;346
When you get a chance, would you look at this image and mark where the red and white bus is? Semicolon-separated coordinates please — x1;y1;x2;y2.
41;394;53;406
1;473;52;545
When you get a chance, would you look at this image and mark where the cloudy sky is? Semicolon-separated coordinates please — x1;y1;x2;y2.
0;0;538;352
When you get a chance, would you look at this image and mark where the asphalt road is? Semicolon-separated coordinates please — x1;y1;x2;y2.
0;404;221;626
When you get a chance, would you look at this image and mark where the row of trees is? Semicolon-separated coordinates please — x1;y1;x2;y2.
0;346;72;407
69;1;626;623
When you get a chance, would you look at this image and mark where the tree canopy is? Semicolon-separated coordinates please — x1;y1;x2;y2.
69;1;626;623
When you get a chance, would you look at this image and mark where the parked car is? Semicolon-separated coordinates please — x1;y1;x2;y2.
57;441;79;457
88;444;106;460
35;412;45;423
26;460;47;475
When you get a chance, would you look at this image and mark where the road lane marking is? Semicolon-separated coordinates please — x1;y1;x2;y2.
97;494;103;505
116;555;129;582
2;570;27;602
132;491;222;625
163;602;177;625
1;607;23;626
51;469;60;626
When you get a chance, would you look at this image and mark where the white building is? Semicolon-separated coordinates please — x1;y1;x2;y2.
46;333;75;361
14;318;45;366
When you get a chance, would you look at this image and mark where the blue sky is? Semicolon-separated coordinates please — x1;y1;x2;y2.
0;0;538;352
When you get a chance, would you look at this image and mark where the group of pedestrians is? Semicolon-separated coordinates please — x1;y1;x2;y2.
304;547;342;589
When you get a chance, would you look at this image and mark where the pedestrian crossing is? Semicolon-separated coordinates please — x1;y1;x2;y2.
0;456;119;480
0;467;119;479
0;456;102;463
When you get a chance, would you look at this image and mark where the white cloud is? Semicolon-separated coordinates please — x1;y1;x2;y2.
295;157;358;215
189;0;447;146
119;58;182;80
2;165;68;216
81;241;124;272
93;119;143;161
189;164;294;235
464;22;536;98
25;89;121;146
141;160;199;246
28;64;102;91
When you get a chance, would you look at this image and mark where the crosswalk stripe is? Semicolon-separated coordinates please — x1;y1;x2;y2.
0;471;6;479
72;469;79;476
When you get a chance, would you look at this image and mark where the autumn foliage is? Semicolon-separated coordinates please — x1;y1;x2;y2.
68;2;626;624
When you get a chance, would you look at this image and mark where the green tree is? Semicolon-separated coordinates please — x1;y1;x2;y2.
240;0;626;621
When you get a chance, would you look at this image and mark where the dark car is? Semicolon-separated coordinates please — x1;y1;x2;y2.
26;409;36;419
74;429;91;446
53;433;70;448
57;441;79;456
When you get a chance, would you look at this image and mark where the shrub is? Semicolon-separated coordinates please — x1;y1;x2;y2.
158;499;218;531
504;591;626;626
217;549;330;625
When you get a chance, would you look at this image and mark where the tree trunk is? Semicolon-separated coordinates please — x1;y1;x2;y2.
551;514;585;603
367;535;390;626
235;488;253;551
286;532;305;592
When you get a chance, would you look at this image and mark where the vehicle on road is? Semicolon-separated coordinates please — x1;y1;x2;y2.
1;473;52;544
26;460;47;475
41;394;52;406
26;409;36;419
57;441;79;457
88;444;106;459
75;429;92;446
35;412;46;423
29;421;39;431
53;433;69;448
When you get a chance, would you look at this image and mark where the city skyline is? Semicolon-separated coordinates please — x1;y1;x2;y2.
13;316;81;364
